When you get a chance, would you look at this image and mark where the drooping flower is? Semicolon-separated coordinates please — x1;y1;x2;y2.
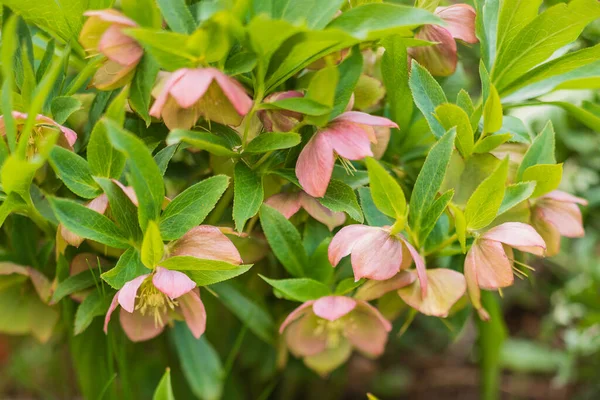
410;4;478;76
79;10;143;90
0;112;77;157
279;295;391;376
531;190;587;256
328;225;428;296
258;91;304;132
296;111;398;197
465;222;546;319
149;68;253;130
265;191;345;231
104;225;243;341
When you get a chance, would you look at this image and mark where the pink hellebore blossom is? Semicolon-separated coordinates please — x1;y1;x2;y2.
410;4;478;76
296;111;398;198
465;222;546;319
265;191;345;231
0;112;77;156
79;10;143;90
104;225;243;342
279;295;391;376
328;225;428;296
257;91;304;132
532;190;587;256
149;68;253;130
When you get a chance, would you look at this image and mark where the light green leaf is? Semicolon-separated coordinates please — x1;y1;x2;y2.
260;276;330;302
496;0;543;55
125;28;197;71
122;0;162;28
167;129;238;156
130;54;159;126
101;248;150;290
319;179;363;222
516;121;555;181
94;178;142;242
245;132;301;153
381;36;412;130
265;97;331;116
409;60;448;138
156;0;196;34
51;269;98;304
233;163;263;232
473;133;512;154
498;182;535;216
522;164;563;198
154;144;179;176
465;158;509;231
330;47;363;118
50;96;82;125
483;85;503;134
153;369;175;400
419;190;454;245
253;0;345;30
161;256;244;271
435;103;474;158
456;89;475;117
141;221;164;269
49;147;102;199
357;187;395;227
365;158;406;219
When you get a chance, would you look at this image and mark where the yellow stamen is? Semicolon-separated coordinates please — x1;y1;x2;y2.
135;279;178;327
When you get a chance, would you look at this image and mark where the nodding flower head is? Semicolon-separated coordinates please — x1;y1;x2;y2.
258;91;304;132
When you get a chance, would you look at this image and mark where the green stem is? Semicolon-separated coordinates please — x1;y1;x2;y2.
424;233;457;256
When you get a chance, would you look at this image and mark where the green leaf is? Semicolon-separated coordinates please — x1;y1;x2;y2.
382;36;412;131
306;237;335;284
330;46;363;118
365;158;406;219
1;156;42;198
456;89;475;117
224;51;258;76
319;179;363;222
259;204;308;277
334;278;364;296
49;197;129;249
260;276;330;302
211;282;275;344
522;164;563;198
130;54;160;126
153;369;175;400
357;187;395;227
419;189;454;245
245;132;301;153
496;0;543;56
492;0;600;90
473;133;512;154
122;0;162;28
181;264;252;287
103;119;165;230
498;182;535;216
171;323;224;400
49;147;102;199
94;178;142;242
74;291;112;336
464;158;509;231
156;0;196;34
253;0;345;30
327;3;441;40
1;16;18;153
483;85;503;134
154;144;179;176
409;60;448;138
161;256;243;271
160;175;230;240
141;221;164;269
101;248;150;290
408;128;456;236
125;28;197;71
50;96;82;125
516;122;555;181
435;103;474;158
233;163;263;232
167;129;237;156
265;98;331;116
51;269;98;304
475;0;500;69
533;101;600;132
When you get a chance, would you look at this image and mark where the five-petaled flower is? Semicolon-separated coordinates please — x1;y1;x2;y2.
79;10;143;90
104;226;242;342
296;111;398;198
465;222;546;319
265;191;345;231
279;295;391;376
410;4;478;76
149;67;253;130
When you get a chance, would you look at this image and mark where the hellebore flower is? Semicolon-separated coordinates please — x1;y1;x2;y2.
104;225;243;341
356;269;466;318
410;4;478;76
149;68;253;130
296;111;398;197
79;10;143;90
265;191;345;231
532;190;587;256
465;222;546;319
328;225;428;296
258;91;304;132
0;112;77;157
279;295;391;376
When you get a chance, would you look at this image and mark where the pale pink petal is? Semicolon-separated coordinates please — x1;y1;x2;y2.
104;291;120;333
152;267;196;299
541;190;588;206
411;25;457;77
328;225;383;267
179;289;206;339
464;247;490;321
111;180;139;206
0;262;31;276
354;271;416;301
296;132;335;198
323;121;374;160
401;238;428;297
469;240;513;290
160;96;201;130
344;302;390;356
119;308;165;342
98;25;143;66
279;301;315;333
537;202;585;238
299;193;346;231
169;226;243;265
117;274;149;313
149;69;188;117
482;222;546;256
168;68;216;108
87;194;109;214
533;209;561;256
436;4;478;43
264;192;302;219
372;126;391;159
285;312;327;357
350;230;404;281
212;69;253;116
333;111;398;128
397;269;466;317
312;296;357;321
60;224;85;247
355;300;392;332
84;10;138;27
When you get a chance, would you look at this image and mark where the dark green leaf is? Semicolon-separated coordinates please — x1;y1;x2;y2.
156;0;196;34
101;248;150;290
516;121;555;181
167;129;238;156
260;276;330;302
51;269;98;304
130;54;159;125
50;96;81;125
49;147;102;199
233;163;263;232
498;182;535;216
319;179;363;222
74;291;112;335
245;132;301;153
409;60;448;137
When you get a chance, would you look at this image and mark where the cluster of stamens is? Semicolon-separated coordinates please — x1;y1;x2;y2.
338;156;357;175
314;316;352;349
135;279;178;327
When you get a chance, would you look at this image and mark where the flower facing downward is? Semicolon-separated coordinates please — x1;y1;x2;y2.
264;191;345;231
0;112;77;158
410;4;478;76
257;91;304;132
104;225;243;341
465;222;546;319
328;225;428;297
296;111;398;198
279;295;391;376
149;68;253;130
79;10;143;90
532;191;587;256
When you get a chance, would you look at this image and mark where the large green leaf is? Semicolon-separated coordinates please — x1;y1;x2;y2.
365;158;406;219
382;36;413;133
101;248;150;290
516;122;555;181
167;129;238;156
49;147;102;199
496;0;543;56
245;132;301;154
233;163;263;232
435;104;474;158
95;178;142;242
465;158;508;231
156;0;196;34
153;369;175;400
129;54;160;125
319;179;364;223
74;290;113;335
141;221;164;269
409;60;448;138
253;0;345;30
260;276;331;302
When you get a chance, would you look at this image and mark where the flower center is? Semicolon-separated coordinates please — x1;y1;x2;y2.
337;156;356;176
135;279;178;327
314;317;352;348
